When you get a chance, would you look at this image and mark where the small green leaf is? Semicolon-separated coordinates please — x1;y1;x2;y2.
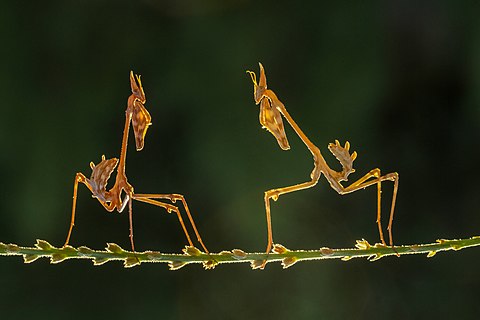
427;251;437;258
272;244;288;254
231;249;247;260
203;260;217;270
250;260;265;270
23;254;40;263
77;246;94;254
282;257;297;269
93;257;109;266
106;243;124;254
169;261;187;270
183;246;202;256
355;239;371;250
368;254;383;262
35;240;53;251
124;257;140;268
62;245;77;254
50;253;67;264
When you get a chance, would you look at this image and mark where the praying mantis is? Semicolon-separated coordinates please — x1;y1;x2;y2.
246;63;399;268
63;71;209;254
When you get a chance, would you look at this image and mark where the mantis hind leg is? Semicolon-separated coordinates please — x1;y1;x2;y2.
339;169;399;246
173;194;209;253
132;194;208;253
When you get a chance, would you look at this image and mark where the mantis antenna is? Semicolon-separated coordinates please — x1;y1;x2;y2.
246;63;398;269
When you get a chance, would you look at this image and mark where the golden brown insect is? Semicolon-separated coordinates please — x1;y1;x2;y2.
246;63;398;268
63;71;208;253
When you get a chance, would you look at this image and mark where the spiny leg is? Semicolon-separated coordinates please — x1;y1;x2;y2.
126;196;142;264
172;195;209;253
342;168;385;245
132;195;195;248
133;194;209;253
64;173;88;247
387;174;399;246
264;192;273;256
376;174;383;244
127;194;136;252
339;169;399;246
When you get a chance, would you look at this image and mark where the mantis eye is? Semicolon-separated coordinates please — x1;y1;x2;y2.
132;100;152;151
259;97;290;150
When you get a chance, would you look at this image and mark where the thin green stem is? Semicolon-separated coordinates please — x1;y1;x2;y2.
1;236;479;270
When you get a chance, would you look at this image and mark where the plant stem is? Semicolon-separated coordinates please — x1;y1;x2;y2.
1;236;479;270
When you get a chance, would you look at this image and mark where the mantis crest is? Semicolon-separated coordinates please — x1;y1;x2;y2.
246;63;399;269
63;71;209;254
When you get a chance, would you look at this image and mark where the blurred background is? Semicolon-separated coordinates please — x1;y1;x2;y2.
1;0;480;319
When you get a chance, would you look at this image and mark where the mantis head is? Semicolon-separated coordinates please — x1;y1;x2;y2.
246;62;268;104
246;63;290;151
129;71;152;151
130;71;146;102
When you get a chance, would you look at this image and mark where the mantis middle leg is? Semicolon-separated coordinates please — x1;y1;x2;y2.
263;165;322;254
64;172;115;248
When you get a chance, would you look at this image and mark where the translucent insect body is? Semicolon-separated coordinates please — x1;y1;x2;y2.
247;63;398;269
64;71;208;254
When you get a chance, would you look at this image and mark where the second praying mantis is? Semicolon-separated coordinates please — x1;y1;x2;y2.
63;71;209;254
246;63;399;269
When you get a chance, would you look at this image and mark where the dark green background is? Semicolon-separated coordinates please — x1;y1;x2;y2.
1;1;479;319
